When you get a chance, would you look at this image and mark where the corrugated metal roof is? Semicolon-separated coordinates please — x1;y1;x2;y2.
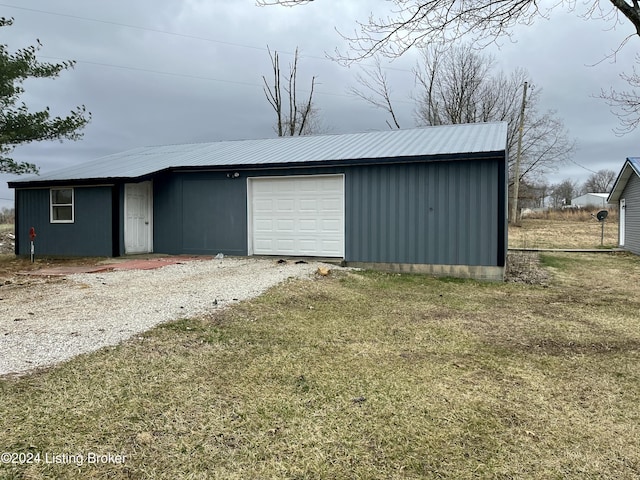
10;122;507;185
608;157;640;203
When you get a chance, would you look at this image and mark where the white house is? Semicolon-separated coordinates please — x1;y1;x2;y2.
608;158;640;255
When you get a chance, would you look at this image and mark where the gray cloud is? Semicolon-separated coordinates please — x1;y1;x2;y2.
1;0;638;207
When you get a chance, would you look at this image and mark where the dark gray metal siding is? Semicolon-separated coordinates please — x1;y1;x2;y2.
12;154;507;268
154;172;248;255
15;186;114;256
621;172;640;255
152;157;506;267
345;159;504;266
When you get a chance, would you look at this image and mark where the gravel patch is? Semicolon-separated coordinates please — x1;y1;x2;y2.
0;257;340;376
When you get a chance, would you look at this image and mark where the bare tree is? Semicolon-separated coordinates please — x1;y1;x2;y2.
413;45;575;185
0;207;14;224
258;0;640;132
582;169;617;193
349;57;402;129
414;45;498;125
518;180;550;209
599;59;640;135
262;46;319;136
551;179;580;207
258;1;640;61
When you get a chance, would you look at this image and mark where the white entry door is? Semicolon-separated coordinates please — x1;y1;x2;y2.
249;175;344;257
125;182;153;254
620;198;626;247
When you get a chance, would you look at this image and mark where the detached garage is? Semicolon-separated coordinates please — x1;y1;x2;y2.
9;122;508;280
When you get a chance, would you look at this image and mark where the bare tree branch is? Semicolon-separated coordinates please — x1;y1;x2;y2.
262;46;321;136
259;0;640;132
262;46;284;137
582;169;617;192
256;0;313;5
297;76;316;135
598;56;640;135
349;57;401;128
413;44;575;184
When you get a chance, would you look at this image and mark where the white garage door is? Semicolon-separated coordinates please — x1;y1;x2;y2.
250;175;344;257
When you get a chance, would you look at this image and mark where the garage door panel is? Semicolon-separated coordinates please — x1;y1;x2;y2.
298;177;326;190
254;218;274;231
276;219;295;232
299;219;318;232
319;244;341;257
321;239;342;250
251;176;344;257
276;239;295;252
299;199;318;212
254;198;274;211
276;198;295;212
321;219;342;232
253;182;275;194
270;179;295;193
254;238;274;250
321;198;342;211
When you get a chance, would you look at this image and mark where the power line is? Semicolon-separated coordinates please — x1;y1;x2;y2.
568;157;600;175
0;3;268;54
2;1;417;116
41;56;265;89
40;55;416;104
0;2;414;73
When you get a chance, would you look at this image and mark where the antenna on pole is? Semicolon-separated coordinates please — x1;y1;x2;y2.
511;81;528;225
596;210;608;246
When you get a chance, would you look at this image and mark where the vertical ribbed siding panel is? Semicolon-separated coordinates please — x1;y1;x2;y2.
405;166;417;262
475;162;491;263
15;189;48;255
346;158;502;266
622;173;640;255
154;174;183;254
15;187;113;256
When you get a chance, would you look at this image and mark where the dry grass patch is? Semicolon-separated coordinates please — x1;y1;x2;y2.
510;210;619;249
1;255;640;479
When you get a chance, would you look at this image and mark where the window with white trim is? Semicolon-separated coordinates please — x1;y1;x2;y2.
50;188;74;223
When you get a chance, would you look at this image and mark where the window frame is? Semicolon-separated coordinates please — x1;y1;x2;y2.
50;188;75;224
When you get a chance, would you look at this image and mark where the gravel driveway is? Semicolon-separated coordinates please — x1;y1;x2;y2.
0;257;337;376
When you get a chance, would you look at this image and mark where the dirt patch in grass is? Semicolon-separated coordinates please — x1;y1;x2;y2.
1;253;640;478
506;251;550;285
0;254;109;288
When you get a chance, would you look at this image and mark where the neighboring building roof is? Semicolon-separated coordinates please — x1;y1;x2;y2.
9;122;507;187
608;157;640;203
571;193;612;207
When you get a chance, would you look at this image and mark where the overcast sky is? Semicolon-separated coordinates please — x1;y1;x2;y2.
1;0;639;207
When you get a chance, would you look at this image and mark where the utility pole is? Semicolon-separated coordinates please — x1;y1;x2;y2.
511;81;528;225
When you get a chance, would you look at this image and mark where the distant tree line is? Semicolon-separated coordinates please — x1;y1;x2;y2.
0;207;15;224
516;169;617;210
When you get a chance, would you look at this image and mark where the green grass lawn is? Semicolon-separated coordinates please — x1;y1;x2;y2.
1;253;640;479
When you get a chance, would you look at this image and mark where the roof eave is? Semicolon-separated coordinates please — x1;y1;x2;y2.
608;158;640;203
8;150;506;188
10;176;137;189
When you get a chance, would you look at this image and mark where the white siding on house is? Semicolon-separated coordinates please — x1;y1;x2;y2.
620;173;640;255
